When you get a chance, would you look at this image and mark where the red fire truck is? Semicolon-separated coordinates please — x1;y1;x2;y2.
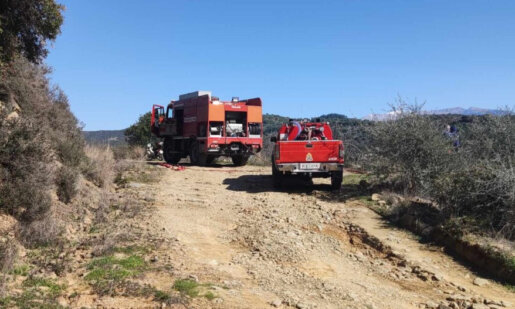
151;91;263;166
271;120;344;189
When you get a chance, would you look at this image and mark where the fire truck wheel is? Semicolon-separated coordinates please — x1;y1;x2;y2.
232;155;249;166
163;139;181;164
189;142;200;165
331;170;343;190
205;155;215;165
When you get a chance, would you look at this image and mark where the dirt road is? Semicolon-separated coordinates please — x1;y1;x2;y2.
146;164;514;309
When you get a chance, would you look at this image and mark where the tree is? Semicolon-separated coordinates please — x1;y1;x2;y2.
0;0;64;64
125;112;156;147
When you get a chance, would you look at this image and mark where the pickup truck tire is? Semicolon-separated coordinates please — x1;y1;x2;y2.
163;138;181;164
272;159;283;188
331;170;343;190
232;155;249;166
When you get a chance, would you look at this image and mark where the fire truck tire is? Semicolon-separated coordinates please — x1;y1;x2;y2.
205;155;216;165
232;155;249;166
331;170;343;190
189;141;200;165
163;139;181;164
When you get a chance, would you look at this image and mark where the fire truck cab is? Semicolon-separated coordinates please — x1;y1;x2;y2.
151;91;263;166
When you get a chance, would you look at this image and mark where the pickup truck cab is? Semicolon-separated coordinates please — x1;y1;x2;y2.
271;120;344;189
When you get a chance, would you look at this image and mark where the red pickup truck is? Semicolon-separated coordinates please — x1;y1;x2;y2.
271;120;344;189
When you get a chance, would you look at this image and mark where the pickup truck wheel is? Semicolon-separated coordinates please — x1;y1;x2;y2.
272;161;283;188
331;170;343;190
232;155;249;166
163;138;181;164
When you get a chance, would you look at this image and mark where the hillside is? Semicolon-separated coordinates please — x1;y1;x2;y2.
83;129;126;145
83;113;363;146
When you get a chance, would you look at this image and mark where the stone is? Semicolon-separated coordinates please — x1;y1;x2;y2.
425;301;438;308
57;297;68;307
365;303;377;309
188;274;198;282
484;299;503;306
296;302;308;309
371;193;381;201
473;278;489;287
150;255;159;263
431;274;443;281
447;302;458;309
213;298;224;304
378;200;387;207
271;299;282;307
471;304;489;309
128;182;144;188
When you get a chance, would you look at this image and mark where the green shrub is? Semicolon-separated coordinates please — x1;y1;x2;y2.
0;113;53;222
362;100;515;239
56;165;79;203
125;112;156;147
363;102;453;193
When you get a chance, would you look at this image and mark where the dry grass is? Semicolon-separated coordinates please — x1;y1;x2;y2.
83;145;116;188
112;145;145;161
18;211;63;247
0;240;18;274
0;239;18;295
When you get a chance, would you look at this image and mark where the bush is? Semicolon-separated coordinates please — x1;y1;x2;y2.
363;101;515;239
47;87;86;169
363;102;453;193
56;166;79;204
1;57;86;222
18;214;62;246
429;112;515;237
125;112;156;147
0;113;53;222
83;145;115;188
111;145;145;161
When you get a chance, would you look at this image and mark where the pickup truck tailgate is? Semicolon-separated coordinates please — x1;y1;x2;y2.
276;140;341;163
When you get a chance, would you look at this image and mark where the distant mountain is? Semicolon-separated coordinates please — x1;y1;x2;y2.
363;107;506;121
83;130;126;145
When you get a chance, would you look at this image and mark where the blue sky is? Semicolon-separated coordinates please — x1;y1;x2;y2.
47;0;515;130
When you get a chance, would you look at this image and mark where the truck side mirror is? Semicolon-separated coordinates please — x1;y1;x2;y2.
270;136;277;143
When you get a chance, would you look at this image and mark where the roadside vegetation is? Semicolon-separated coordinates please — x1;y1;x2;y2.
0;2;178;306
327;100;515;284
356;101;514;240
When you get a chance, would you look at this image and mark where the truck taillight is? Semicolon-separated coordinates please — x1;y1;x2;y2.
274;144;280;160
339;144;344;159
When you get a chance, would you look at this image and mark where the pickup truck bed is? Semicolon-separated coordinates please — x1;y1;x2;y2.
274;140;343;173
271;121;344;189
